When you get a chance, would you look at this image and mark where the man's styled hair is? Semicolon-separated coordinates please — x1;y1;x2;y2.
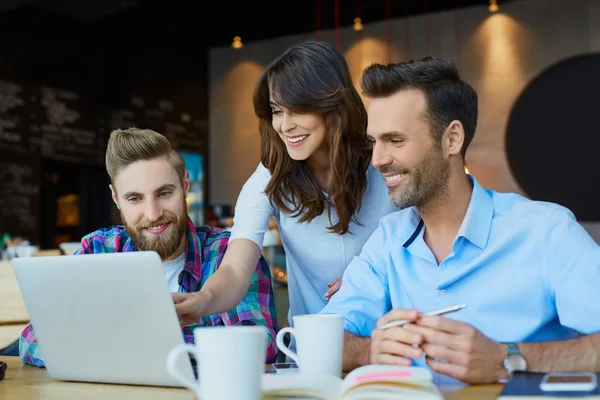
361;57;478;156
105;128;185;184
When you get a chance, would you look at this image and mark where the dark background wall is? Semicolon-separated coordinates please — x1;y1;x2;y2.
0;5;209;248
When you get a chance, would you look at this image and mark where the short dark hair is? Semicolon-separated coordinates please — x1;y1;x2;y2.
360;57;478;156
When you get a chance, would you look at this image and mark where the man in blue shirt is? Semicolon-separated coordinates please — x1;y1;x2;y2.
320;57;600;384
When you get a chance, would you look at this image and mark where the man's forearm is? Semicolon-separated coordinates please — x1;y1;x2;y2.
343;331;371;372
521;332;600;372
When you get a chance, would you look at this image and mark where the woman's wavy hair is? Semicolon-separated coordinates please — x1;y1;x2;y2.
253;40;370;234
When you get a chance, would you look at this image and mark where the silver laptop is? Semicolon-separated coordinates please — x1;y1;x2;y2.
12;251;195;387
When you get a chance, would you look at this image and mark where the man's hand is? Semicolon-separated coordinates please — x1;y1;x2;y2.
171;291;212;327
371;308;424;366
403;316;508;384
324;277;343;301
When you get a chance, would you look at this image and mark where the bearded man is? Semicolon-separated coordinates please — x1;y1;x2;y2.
320;57;600;385
19;128;278;367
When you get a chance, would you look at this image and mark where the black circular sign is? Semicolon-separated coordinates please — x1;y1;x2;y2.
506;53;600;221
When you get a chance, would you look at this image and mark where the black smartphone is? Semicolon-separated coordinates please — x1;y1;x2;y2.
272;362;298;372
0;361;6;381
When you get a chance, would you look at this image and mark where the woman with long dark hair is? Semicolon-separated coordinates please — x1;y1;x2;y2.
173;40;398;327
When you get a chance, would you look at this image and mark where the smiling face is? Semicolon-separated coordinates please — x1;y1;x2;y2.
269;91;328;162
367;89;450;209
111;158;190;261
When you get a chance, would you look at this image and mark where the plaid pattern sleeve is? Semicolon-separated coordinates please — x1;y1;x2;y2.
183;225;279;364
18;227;134;367
18;323;45;367
219;251;279;363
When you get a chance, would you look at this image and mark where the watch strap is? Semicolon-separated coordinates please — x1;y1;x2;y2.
506;342;521;356
503;342;527;375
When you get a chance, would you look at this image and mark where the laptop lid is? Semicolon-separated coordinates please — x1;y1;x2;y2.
12;251;195;387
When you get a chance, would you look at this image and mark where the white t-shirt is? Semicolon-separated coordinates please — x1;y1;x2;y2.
162;252;186;292
230;162;398;325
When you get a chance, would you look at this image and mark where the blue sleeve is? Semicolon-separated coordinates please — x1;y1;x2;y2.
545;207;600;334
319;224;391;337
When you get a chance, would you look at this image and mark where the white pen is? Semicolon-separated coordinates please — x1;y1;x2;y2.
378;303;468;330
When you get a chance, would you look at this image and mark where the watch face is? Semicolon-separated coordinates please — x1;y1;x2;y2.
505;354;527;372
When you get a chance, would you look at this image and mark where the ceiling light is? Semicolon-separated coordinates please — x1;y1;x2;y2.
231;36;244;49
489;0;499;12
353;17;364;31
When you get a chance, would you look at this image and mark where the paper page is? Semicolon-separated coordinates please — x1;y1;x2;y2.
262;372;343;400
340;365;442;399
342;383;443;400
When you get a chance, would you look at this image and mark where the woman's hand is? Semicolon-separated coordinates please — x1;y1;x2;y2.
324;277;343;301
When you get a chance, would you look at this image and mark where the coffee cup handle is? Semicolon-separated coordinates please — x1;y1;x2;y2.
275;327;299;364
166;343;199;391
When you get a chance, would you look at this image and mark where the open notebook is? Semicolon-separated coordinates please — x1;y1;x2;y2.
262;365;443;400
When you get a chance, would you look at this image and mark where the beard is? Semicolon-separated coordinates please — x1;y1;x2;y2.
121;197;189;261
383;145;450;209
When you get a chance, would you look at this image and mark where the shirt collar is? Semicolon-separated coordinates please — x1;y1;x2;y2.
455;175;494;249
400;208;424;246
400;175;494;250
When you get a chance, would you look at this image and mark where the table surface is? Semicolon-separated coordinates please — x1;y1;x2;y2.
0;357;504;399
0;260;29;325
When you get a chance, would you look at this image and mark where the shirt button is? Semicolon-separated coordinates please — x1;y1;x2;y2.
438;289;447;296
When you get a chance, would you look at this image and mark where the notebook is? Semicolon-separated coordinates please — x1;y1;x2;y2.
262;364;443;399
498;371;600;399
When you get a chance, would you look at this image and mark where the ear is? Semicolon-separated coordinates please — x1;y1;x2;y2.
109;184;120;210
443;120;465;157
182;171;191;196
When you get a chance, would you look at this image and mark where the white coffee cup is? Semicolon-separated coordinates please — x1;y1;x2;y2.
276;314;344;377
167;326;267;400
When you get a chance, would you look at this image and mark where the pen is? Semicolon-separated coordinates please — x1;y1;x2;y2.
378;303;468;330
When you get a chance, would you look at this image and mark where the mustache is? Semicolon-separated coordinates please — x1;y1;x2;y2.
379;166;409;175
138;217;176;229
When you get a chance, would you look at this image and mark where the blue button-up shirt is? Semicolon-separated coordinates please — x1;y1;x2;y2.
321;176;600;366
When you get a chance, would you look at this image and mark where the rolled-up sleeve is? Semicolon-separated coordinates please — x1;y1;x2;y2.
546;207;600;334
19;323;45;367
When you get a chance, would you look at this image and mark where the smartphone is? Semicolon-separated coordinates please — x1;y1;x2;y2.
272;362;299;374
264;365;276;374
540;372;597;392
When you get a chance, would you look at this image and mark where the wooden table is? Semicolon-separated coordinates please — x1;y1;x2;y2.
0;260;29;326
0;260;29;350
0;357;503;399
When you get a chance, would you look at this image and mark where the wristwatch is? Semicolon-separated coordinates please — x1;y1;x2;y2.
503;343;527;376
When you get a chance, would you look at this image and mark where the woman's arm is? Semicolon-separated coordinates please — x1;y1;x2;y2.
174;239;262;324
173;163;275;324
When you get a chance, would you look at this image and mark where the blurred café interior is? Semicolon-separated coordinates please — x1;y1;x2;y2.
1;0;600;354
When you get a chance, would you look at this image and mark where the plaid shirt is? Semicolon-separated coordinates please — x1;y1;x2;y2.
19;217;278;366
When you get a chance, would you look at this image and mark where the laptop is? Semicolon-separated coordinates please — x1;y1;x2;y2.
11;251;196;387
